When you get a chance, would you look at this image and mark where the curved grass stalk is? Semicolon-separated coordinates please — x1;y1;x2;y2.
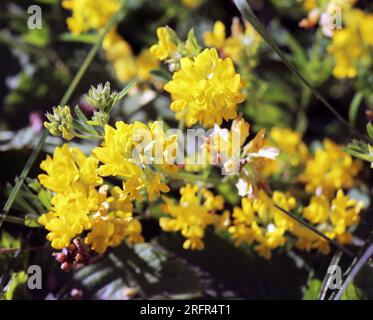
274;205;354;258
318;250;343;300
333;243;373;300
0;0;128;231
232;0;366;141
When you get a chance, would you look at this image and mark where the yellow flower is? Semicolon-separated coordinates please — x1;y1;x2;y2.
62;0;120;35
85;203;143;254
204;119;278;197
330;189;363;235
303;195;330;224
224;21;261;62
269;127;308;164
160;184;224;250
228;190;294;259
204;19;261;63
62;1;159;83
38;190;99;250
204;21;226;49
272;191;297;230
38;144;79;194
327;9;372;79
228;223;255;246
136;49;160;81
37;143;145;253
93;122;143;178
144;170;170;202
102;30;137;82
292;189;364;255
182;0;202;9
300;139;362;197
150;27;177;61
263;127;309;176
164;48;245;127
93;121;173;202
291;223;330;254
303;0;317;11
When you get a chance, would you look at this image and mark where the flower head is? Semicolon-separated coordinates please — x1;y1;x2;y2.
150;27;177;61
160;184;225;250
62;0;120;35
164;48;245;127
300;139;362;197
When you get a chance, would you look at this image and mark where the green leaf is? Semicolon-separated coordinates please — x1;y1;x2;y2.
59;32;100;44
56;242;202;299
304;277;361;300
186;29;201;56
150;69;172;82
0;232;20;250
367;123;373;140
303;279;322;300
22;27;50;48
157;231;308;299
112;81;137;109
217;183;239;206
349;92;364;126
74;106;100;135
1;272;28;300
24;214;42;228
341;283;361;300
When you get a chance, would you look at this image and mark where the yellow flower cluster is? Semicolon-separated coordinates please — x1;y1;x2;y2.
103;31;159;82
164;48;245;127
93;121;176;202
38;120;176;253
226;127;364;258
204;19;261;63
229;191;296;259
301;0;373;78
328;9;373;78
62;0;159;82
263;127;309;176
293;189;363;254
37;144;143;254
62;0;120;35
228;188;363;258
300;139;362;197
160;184;228;250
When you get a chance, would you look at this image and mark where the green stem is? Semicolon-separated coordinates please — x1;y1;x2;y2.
0;215;25;226
347;149;373;163
296;87;311;132
0;0;128;231
73;132;103;140
167;172;222;185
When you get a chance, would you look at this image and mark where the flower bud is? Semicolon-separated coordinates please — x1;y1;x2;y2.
86;82;117;112
44;105;75;140
91;111;110;126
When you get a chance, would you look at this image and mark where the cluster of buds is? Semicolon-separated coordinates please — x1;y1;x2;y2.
44;105;74;140
44;82;135;140
53;239;96;272
86;81;118;113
